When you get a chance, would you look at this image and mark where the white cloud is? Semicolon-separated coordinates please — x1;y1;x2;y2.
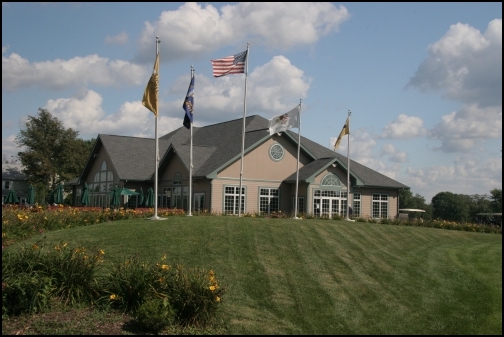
381;114;427;139
405;155;502;202
381;143;408;163
136;2;349;62
42;90;154;138
407;19;502;108
2;52;148;92
162;55;311;124
429;104;502;152
104;32;129;45
1;134;22;161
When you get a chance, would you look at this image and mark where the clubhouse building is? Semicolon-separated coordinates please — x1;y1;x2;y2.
70;115;408;219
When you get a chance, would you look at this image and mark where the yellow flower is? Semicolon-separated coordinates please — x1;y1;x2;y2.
99;249;105;255
215;296;221;302
209;285;216;291
161;264;169;270
32;244;39;250
110;294;118;300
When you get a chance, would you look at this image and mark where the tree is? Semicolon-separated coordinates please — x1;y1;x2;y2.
399;188;432;219
431;191;470;222
489;188;502;213
15;108;95;199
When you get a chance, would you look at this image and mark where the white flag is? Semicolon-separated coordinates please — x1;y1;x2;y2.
269;105;300;135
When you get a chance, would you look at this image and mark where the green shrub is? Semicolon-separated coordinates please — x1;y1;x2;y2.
101;254;157;313
158;265;225;327
135;298;175;333
2;241;104;313
2;272;53;317
44;243;104;305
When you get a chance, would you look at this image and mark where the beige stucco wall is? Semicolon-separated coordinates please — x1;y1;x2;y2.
218;135;310;180
353;188;399;219
212;135;311;213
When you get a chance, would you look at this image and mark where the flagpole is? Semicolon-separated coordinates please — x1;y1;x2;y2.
345;109;354;222
152;36;161;219
293;99;302;219
238;43;249;217
187;66;194;216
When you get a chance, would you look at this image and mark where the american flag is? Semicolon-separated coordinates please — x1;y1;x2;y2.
211;50;247;77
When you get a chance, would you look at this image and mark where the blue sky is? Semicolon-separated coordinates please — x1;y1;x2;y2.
2;2;502;202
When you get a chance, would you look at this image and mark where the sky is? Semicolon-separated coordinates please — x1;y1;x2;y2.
2;2;502;202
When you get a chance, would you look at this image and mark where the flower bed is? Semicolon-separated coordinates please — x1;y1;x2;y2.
2;205;185;248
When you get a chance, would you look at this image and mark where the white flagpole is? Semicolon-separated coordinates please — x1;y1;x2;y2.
293;100;302;219
238;43;249;217
153;36;161;220
345;109;354;222
188;66;194;216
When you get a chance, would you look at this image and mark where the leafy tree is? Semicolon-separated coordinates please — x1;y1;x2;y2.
431;191;470;222
489;188;502;213
399;189;432;219
15;108;95;199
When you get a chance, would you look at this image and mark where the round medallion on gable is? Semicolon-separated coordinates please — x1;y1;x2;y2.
269;143;284;161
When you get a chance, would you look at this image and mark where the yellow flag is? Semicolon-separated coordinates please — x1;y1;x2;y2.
142;53;159;116
334;117;349;151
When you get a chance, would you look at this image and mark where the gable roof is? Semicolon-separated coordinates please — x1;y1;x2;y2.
81;114;408;189
80;134;171;182
2;164;27;181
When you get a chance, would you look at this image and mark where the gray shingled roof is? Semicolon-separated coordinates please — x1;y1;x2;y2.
84;135;170;181
2;164;27;180
84;115;408;189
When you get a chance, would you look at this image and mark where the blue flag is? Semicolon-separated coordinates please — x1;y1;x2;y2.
183;76;194;129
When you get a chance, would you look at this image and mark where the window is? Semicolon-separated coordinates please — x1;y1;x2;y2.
4;181;10;190
372;193;388;218
224;186;245;214
321;173;341;187
352;193;361;217
88;160;114;207
292;197;305;214
173;173;182;185
161;187;171;208
269;143;284;161
194;193;205;211
312;189;347;218
172;186;182;208
259;188;279;214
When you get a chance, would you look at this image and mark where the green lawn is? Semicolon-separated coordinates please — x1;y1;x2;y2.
12;216;503;334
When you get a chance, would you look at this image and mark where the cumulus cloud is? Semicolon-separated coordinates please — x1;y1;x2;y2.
162;55;311;124
1;134;22;160
105;32;129;45
405;155;502;202
429;104;502;152
43;89;155;138
381;114;427;139
136;2;349;63
380;143;408;163
407;18;502;154
407;19;502;108
2;51;148;92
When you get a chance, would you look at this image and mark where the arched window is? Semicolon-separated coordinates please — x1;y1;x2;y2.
321;173;341;187
101;161;107;171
